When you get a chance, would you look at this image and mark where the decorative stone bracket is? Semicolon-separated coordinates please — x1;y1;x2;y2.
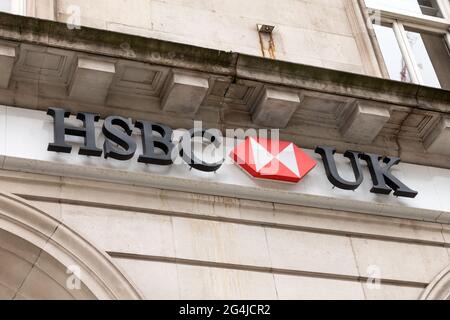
0;42;17;89
68;56;116;105
424;116;450;157
339;100;391;144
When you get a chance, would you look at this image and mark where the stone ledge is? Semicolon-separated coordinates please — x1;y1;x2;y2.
0;12;449;110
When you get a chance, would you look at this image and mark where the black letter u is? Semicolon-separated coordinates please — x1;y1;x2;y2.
315;146;364;191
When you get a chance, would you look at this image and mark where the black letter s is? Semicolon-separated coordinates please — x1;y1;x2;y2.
102;116;137;161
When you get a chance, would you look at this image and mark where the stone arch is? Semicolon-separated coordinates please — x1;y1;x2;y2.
0;192;142;300
421;266;450;300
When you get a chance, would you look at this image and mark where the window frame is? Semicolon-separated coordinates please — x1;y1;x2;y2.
366;0;450;87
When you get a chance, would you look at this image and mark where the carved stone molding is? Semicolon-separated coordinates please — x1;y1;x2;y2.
0;192;142;300
421;266;450;300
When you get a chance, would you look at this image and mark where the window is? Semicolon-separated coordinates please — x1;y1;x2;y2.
0;0;26;15
366;0;444;17
366;0;450;90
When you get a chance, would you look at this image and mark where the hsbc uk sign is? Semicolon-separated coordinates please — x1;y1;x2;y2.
47;108;418;199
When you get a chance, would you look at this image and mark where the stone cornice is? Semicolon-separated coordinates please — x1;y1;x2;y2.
0;12;449;108
0;12;449;168
236;54;450;112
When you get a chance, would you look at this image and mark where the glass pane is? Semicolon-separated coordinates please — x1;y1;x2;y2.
0;0;12;13
373;24;412;82
405;28;450;89
365;0;443;18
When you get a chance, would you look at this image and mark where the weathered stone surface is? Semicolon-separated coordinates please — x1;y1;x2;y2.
424;116;450;156
161;70;209;114
0;43;16;89
69;57;116;104
251;87;301;128
340;100;391;144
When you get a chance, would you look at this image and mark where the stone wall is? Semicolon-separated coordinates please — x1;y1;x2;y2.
2;170;448;300
7;0;447;300
29;0;382;76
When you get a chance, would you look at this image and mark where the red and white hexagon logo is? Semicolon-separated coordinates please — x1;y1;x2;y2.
230;137;317;183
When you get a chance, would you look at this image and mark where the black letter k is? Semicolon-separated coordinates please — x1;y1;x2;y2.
360;153;418;199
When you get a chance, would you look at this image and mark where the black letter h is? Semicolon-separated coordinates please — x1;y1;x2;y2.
47;107;102;156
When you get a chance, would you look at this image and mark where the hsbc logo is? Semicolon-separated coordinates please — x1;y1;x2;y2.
47;108;418;199
230;137;317;183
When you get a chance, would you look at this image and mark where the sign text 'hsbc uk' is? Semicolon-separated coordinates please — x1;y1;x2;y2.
47;108;418;198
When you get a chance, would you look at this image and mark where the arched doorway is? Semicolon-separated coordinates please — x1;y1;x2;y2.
421;266;450;300
0;192;142;300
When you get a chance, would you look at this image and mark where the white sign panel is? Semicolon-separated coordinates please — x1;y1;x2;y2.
0;106;449;223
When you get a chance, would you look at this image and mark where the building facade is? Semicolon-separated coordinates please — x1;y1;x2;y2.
0;0;449;300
